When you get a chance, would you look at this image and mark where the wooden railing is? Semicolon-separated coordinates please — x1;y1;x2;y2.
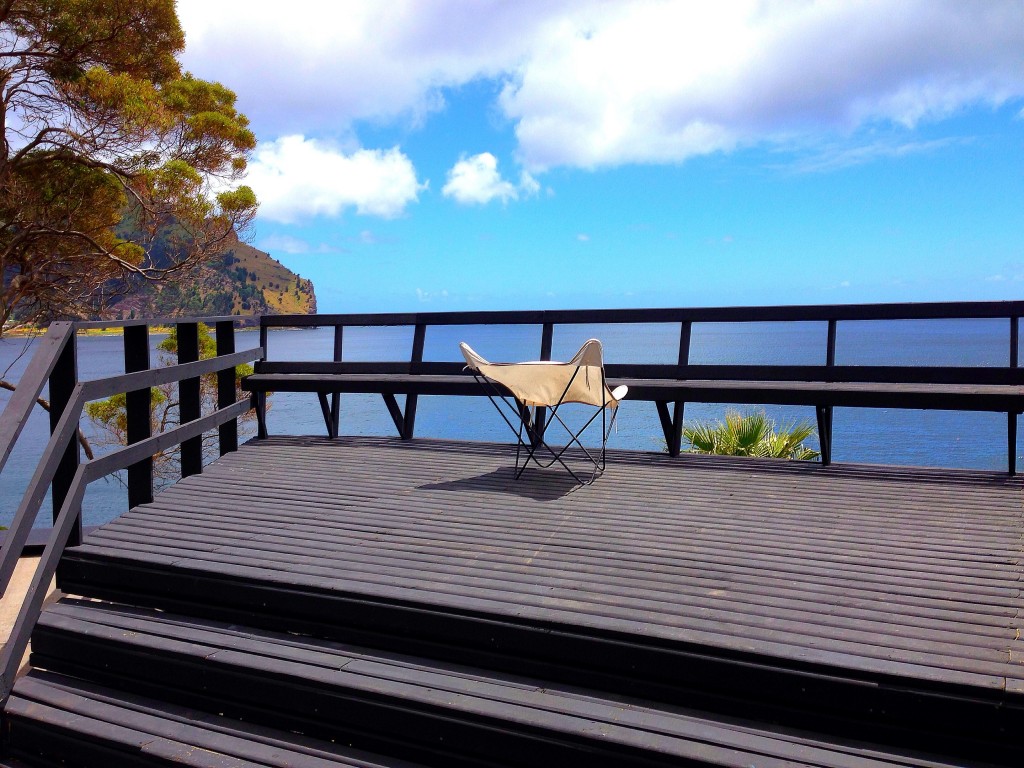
0;316;260;700
258;299;1024;459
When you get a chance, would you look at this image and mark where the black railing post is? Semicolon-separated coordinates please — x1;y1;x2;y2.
817;318;838;466
1009;316;1018;475
255;318;269;438
124;324;154;508
668;321;692;457
216;321;238;456
330;325;344;438
48;328;81;546
177;322;202;477
403;322;426;439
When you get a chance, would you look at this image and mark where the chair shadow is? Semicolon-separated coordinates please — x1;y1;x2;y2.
418;467;581;501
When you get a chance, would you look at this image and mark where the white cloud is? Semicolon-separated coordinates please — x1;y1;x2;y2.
442;152;537;205
258;233;340;255
415;287;450;302
576;233;590;242
179;1;1024;171
500;2;1024;169
245;135;424;223
519;171;541;197
177;0;570;135
781;137;970;174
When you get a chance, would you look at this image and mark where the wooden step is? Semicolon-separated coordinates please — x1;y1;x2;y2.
22;599;1007;768
6;670;428;768
56;552;1024;765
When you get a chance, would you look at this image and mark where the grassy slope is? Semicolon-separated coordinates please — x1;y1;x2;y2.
225;241;316;315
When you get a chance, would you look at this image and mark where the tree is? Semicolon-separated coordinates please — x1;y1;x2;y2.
85;323;259;486
0;0;258;335
683;409;820;461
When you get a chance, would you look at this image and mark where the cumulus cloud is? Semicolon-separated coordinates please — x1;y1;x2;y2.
245;135;424;222
442;153;538;205
177;0;572;134
500;1;1024;169
179;1;1024;171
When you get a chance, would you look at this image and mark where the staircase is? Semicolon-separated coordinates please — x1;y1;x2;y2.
1;547;1020;768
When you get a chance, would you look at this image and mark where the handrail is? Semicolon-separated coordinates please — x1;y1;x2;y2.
259;300;1024;328
0;311;262;702
0;323;75;477
74;314;255;330
0;397;252;699
0;381;84;598
0;346;262;599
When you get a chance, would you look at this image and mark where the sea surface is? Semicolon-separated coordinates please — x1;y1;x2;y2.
1;317;1019;529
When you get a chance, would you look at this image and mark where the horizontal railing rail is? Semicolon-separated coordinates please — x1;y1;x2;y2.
0;315;260;702
73;314;250;330
259;300;1024;328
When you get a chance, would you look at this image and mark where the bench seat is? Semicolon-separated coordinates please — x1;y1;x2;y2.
242;372;481;396
244;372;1024;411
617;378;1024;411
242;371;1024;472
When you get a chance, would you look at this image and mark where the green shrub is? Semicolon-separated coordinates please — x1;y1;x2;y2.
683;410;819;460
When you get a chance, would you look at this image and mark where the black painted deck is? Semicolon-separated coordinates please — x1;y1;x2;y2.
17;435;1023;766
74;435;1024;694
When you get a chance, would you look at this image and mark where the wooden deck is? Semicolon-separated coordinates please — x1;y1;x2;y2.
73;436;1024;691
18;436;1024;765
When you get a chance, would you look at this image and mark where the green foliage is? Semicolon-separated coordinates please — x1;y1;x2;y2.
86;323;257;485
159;323;253;378
683;410;820;461
0;0;258;333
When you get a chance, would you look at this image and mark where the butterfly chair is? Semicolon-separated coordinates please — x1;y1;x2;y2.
460;339;629;485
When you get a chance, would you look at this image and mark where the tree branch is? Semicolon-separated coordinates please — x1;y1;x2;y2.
0;380;95;459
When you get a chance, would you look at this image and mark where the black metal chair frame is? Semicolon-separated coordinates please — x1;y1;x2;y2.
469;365;620;485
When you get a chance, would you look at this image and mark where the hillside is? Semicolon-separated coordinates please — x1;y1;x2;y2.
107;232;317;321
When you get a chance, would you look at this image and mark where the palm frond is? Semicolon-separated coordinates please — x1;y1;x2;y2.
683;410;820;461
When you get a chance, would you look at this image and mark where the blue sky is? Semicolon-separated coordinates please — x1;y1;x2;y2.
176;1;1024;313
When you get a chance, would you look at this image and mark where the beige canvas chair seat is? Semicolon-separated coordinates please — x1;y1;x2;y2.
460;339;628;484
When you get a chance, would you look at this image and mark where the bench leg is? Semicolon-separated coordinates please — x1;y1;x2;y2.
1008;412;1017;476
403;394;419;440
815;405;833;466
655;402;674;454
253;392;268;439
317;392;335;438
382;394;406;437
671;400;685;456
534;406;547;447
655;401;686;456
331;393;341;438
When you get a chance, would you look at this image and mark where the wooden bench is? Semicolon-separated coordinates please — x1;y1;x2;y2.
241;303;1024;474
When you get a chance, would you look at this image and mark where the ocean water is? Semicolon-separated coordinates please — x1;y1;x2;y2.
1;317;1019;529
